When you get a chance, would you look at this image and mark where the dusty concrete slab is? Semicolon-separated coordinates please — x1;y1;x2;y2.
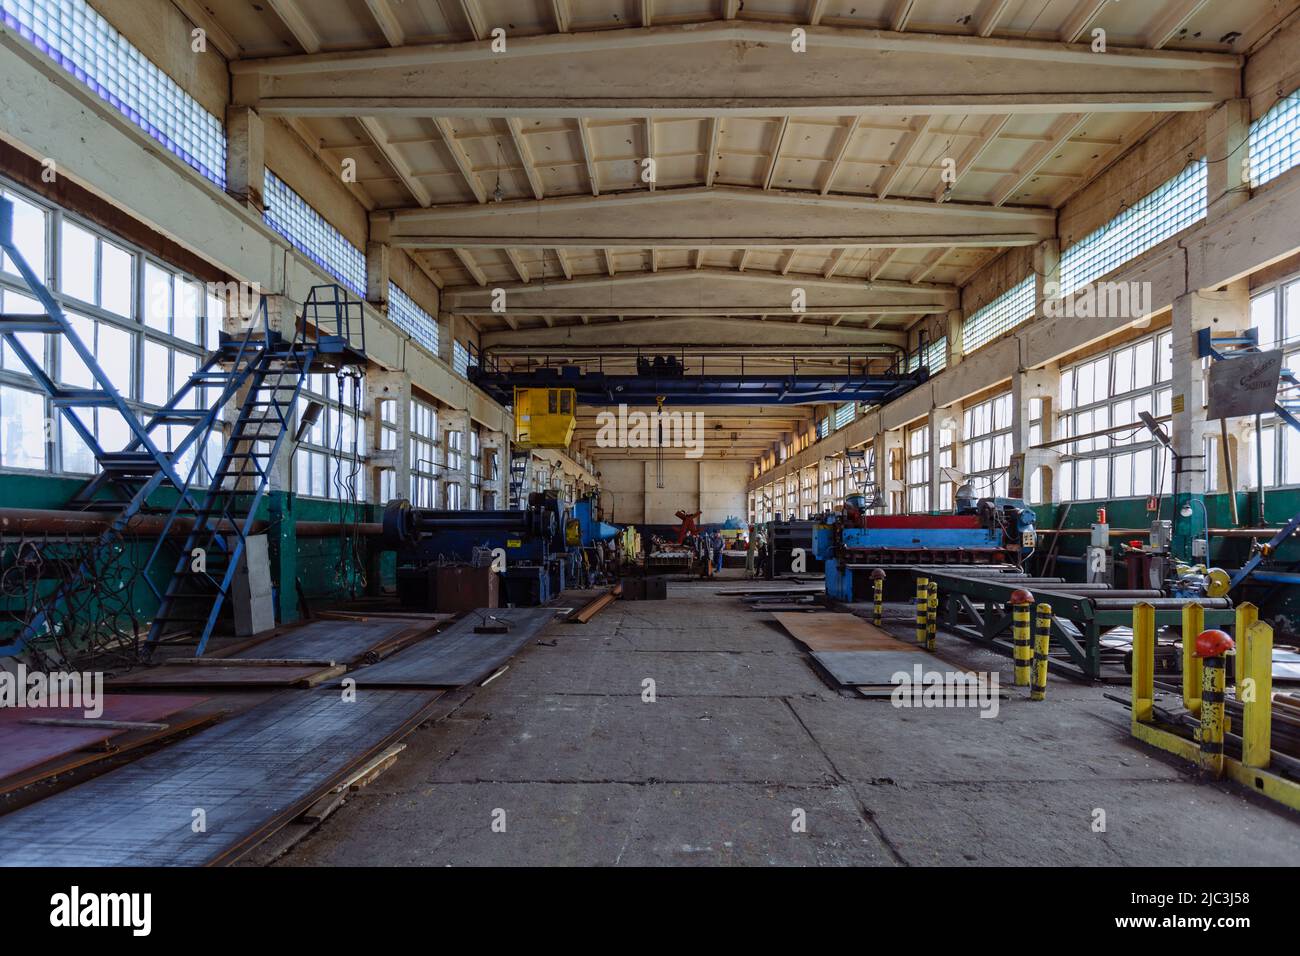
788;695;1185;784
854;779;1299;866
277;588;1300;867
425;693;832;784
277;781;893;867
505;646;830;697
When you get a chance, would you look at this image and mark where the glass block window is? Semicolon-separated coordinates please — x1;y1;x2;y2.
263;171;366;297
962;276;1034;355
905;424;930;513
1;0;226;188
1057;329;1173;500
1249;91;1300;189
834;402;855;431
1250;278;1300;488
816;415;829;440
1060;161;1207;298
908;336;948;374
962;392;1013;499
453;340;470;378
409;397;438;508
388;282;439;354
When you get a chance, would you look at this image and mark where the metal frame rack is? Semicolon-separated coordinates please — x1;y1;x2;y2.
918;566;1235;681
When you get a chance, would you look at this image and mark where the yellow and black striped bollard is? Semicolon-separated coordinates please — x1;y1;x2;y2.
1010;589;1034;688
871;569;886;627
915;576;929;647
1195;629;1235;778
926;580;938;652
1031;602;1051;701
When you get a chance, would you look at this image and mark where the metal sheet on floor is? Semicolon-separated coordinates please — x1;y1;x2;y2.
811;650;967;687
345;608;559;687
0;694;208;782
229;618;440;664
0;688;439;866
773;612;920;652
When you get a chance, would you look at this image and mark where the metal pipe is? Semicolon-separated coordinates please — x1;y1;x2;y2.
0;506;381;538
1091;598;1233;610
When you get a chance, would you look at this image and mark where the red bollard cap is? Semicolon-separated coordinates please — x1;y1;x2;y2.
1009;588;1034;605
870;568;886;581
1195;629;1235;658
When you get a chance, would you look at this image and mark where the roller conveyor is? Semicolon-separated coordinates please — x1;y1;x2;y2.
917;569;1237;682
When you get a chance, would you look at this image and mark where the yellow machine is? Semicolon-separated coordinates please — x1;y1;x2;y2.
513;386;576;449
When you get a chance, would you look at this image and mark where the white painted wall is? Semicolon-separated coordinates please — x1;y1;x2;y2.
595;458;749;525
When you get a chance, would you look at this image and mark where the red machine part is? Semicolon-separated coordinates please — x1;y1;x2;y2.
673;509;701;544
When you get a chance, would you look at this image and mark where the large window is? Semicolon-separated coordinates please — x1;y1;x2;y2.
906;424;930;513
264;171;366;298
1060;161;1207;299
409;398;438;508
1250;278;1300;488
1249;91;1300;190
1057;330;1173;500
1;0;227;188
962;393;1013;500
0;179;219;478
293;372;367;501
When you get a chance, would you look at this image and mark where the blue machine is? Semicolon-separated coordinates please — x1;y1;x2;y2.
382;491;621;606
814;496;1036;602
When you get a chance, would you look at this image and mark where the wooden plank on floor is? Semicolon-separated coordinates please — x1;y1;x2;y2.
772;612;922;652
0;688;441;866
107;663;346;689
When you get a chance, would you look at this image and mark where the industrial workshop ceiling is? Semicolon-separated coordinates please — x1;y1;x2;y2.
180;0;1282;459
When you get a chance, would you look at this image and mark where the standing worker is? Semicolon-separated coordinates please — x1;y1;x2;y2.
713;530;725;573
745;524;758;578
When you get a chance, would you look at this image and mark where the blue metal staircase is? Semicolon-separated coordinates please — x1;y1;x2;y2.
0;197;366;660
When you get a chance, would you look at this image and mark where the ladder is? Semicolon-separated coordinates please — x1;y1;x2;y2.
508;449;531;509
0;198;259;659
142;285;365;656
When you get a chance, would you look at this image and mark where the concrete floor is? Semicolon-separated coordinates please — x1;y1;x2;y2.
278;577;1300;866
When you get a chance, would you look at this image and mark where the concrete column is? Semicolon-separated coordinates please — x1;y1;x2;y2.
930;403;962;511
440;407;471;509
1207;99;1251;221
1171;285;1251;497
367;369;410;504
226;106;264;212
945;308;964;369
438;313;459;367
876;428;905;513
481;428;508;509
366;242;391;308
1034;238;1061;316
1011;364;1062;503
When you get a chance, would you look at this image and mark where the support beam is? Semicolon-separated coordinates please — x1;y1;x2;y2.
974;0;1011;37
577;119;600;195
890;0;917;32
364;0;406;46
551;0;571;33
231;22;1241;119
171;0;241;59
1060;0;1109;43
820;116;859;194
763;117;791;190
505;248;531;283
933;114;1010;202
1148;0;1211;49
555;248;573;279
434;117;487;203
506;117;545;200
358;117;432;206
481;314;908;348
453;247;487;286
704;118;722;187
266;0;321;53
992;113;1091;206
373;185;1055;249
876;114;936;199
